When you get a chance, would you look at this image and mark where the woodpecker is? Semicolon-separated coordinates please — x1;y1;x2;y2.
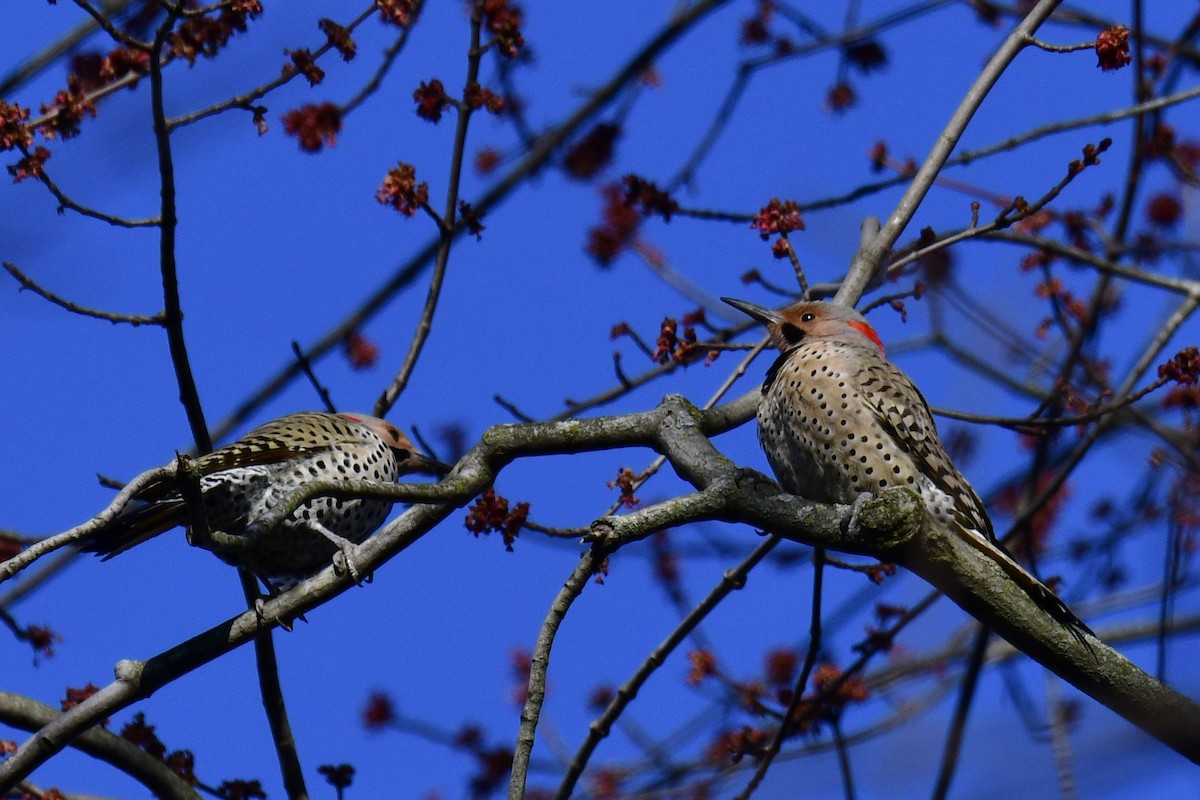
723;297;1092;638
84;411;448;590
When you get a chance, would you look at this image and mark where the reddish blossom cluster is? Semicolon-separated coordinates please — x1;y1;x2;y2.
317;763;355;791
651;530;680;587
868;140;889;173
864;561;898;585
740;0;795;54
509;648;533;704
464;488;529;550
281;102;342;152
166;3;263;64
470;746;515;798
376;162;429;216
750;198;805;240
284;48;325;86
587;182;641;265
343;330;380;369
1145;123;1182;161
686;649;717;686
1095;24;1132;72
706;726;768;765
565;123;621;180
61;684;102;717
1162;386;1200;413
362;691;396;730
1033;276;1087;328
0;531;21;561
414;78;453;122
72;52;112;91
1159;346;1200;385
121;712;201;785
39;75;97;140
483;0;525;58
465;82;506;114
874;602;908;625
377;0;417;26
590;768;626;798
844;38;888;73
474;146;502;175
623;174;677;221
763;648;798;688
319;18;357;61
28;790;64;800
827;82;856;112
588;685;616;711
651;316;700;364
1018;246;1055;273
69;46;151;92
216;780;267;800
740;0;775;46
1145;192;1182;228
23;624;61;660
919;246;953;285
459;200;486;238
607;466;640;508
810;663;869;713
0;99;32;152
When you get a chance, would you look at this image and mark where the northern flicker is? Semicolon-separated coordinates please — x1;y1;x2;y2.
723;298;1092;637
84;412;448;590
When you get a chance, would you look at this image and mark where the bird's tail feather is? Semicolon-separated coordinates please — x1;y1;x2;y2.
954;523;1094;644
82;500;187;560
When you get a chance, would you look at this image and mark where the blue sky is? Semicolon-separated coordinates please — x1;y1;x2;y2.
2;2;1199;798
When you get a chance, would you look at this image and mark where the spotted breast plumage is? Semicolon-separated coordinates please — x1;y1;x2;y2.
84;411;448;590
723;297;1091;638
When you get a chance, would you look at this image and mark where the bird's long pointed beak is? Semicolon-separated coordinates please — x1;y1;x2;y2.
721;297;784;326
404;450;453;477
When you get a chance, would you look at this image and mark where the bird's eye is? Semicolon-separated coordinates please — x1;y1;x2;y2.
800;312;815;322
780;323;805;344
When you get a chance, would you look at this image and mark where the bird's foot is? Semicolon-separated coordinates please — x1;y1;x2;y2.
253;596;295;632
331;547;362;584
312;522;364;585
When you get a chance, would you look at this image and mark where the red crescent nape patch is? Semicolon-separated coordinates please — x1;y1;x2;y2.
848;320;885;355
338;413;363;423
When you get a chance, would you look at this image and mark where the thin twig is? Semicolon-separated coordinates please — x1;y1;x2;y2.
291;341;337;413
930;377;1167;430
149;11;210;453
1022;34;1095;54
930;625;990;800
18;144;160;227
735;548;825;799
3;262;165;326
70;0;151;49
553;537;781;799
374;8;484;417
510;548;604;800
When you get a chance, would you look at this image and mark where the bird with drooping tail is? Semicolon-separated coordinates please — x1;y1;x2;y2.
723;297;1091;638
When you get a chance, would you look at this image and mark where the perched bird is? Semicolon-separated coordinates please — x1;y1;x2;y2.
723;298;1092;637
84;411;448;590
